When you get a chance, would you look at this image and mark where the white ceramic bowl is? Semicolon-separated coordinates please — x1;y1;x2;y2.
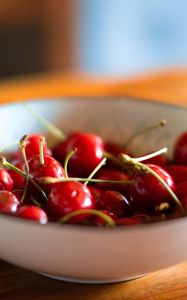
0;97;187;284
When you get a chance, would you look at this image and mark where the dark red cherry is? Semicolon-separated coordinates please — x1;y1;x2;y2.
28;155;65;193
96;190;134;217
0;168;13;191
53;132;104;176
166;165;187;185
16;205;48;224
0;191;19;215
96;169;131;195
48;181;95;219
130;164;175;212
25;134;51;160
173;131;187;164
12;189;24;202
8;161;25;189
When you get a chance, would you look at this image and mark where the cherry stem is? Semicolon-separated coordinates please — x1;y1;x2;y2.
24;103;66;141
38;176;132;185
120;154;185;214
134;147;168;162
84;157;107;186
64;147;77;178
0;156;48;202
103;151;126;167
59;209;115;227
19;135;30;203
124;119;166;147
39;136;45;166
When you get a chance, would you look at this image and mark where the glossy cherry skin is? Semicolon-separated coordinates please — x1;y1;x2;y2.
165;165;187;185
28;155;65;193
25;134;51;160
173;131;187;164
16;205;48;224
53;132;104;176
96;169;131;195
96;190;134;217
48;181;95;219
0;191;19;215
0;168;13;191
130;164;175;212
104;141;132;169
8;161;25;189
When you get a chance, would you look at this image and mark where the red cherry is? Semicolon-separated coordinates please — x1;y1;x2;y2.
176;181;187;200
0;191;19;215
96;169;131;195
53;132;104;176
96;190;134;217
130;164;175;212
0;168;13;191
48;181;95;219
16;205;48;224
8;161;25;189
25;134;51;160
165;165;187;185
88;186;103;201
12;189;24;202
116;215;145;225
28;155;65;193
173;131;187;164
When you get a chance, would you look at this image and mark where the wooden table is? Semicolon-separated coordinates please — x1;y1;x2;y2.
1;69;187;300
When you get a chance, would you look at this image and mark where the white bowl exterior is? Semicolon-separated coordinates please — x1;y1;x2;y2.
0;97;187;281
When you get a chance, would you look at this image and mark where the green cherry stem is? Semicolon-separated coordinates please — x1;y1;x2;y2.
84;157;107;186
19;135;30;203
120;154;185;213
0;156;48;202
103;151;125;167
39;136;45;166
59;209;115;227
134;147;168;162
24;103;66;141
124;119;166;147
64;147;77;178
38;176;132;185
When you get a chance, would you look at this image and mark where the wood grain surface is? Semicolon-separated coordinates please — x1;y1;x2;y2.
1;69;187;299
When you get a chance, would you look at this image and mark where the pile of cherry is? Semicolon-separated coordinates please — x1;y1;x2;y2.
0;125;187;227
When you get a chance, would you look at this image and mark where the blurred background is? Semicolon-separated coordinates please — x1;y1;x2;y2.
0;0;187;79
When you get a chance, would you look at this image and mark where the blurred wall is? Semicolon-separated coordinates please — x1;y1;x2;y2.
79;0;187;76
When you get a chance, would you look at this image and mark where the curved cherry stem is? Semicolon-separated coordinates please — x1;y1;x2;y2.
0;156;48;202
19;135;30;203
124;119;166;147
120;154;185;214
24;103;66;141
134;147;168;162
59;209;115;227
39;136;45;166
64;147;77;178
